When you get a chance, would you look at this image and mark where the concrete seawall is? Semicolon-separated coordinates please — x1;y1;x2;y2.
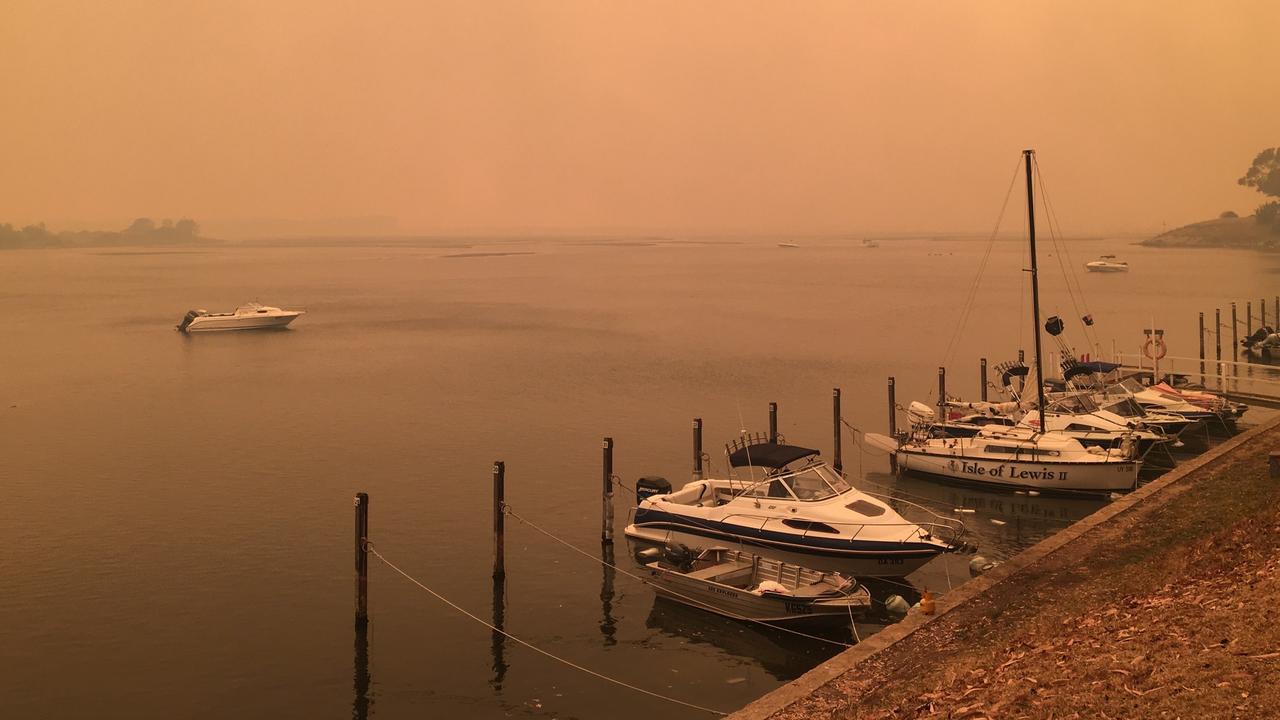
731;414;1280;719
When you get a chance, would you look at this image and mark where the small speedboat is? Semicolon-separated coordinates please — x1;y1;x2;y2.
638;545;870;625
1085;255;1128;272
177;303;304;332
777;241;800;248
624;435;965;576
1242;326;1280;353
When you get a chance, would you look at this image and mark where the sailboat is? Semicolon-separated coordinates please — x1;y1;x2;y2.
865;150;1142;493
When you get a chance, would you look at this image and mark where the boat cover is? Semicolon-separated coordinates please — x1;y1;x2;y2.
728;442;819;469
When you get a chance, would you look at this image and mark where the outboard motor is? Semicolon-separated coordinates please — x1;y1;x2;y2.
661;543;696;572
176;309;203;332
635;476;671;503
1244;326;1277;348
906;401;936;428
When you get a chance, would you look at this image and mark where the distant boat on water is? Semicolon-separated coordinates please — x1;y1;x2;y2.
177;303;304;332
862;238;880;248
777;241;800;248
1085;255;1128;272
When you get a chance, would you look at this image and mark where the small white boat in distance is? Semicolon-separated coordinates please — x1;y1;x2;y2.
777;241;800;248
1085;255;1128;272
177;303;304;332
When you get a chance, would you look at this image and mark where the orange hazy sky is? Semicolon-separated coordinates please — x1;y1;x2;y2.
2;1;1277;237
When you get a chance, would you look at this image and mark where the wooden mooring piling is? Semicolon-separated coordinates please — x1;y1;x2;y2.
354;492;369;627
601;438;614;545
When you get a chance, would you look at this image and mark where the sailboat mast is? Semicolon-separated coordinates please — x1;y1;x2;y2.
1024;149;1048;427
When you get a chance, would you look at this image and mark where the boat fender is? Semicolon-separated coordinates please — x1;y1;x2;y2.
883;595;910;616
752;580;791;596
968;556;998;576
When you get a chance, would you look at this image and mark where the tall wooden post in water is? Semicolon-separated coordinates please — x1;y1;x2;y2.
692;418;704;481
1232;303;1239;364
1263;299;1268;329
937;367;947;423
492;462;505;579
832;388;843;474
887;376;897;473
1215;308;1223;389
354;492;369;626
980;357;988;402
601;438;614;545
1248;301;1254;335
768;402;778;442
1199;312;1206;385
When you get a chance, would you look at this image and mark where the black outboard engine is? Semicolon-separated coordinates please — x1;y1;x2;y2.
661;543;696;572
1244;326;1275;347
176;310;202;332
635;476;671;503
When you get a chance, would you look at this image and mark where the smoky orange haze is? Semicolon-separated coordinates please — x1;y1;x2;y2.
1;0;1277;238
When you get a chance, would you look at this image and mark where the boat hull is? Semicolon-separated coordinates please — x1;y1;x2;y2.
895;449;1140;493
183;313;302;332
623;520;943;577
642;565;868;625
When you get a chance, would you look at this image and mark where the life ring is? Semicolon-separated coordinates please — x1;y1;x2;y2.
1143;338;1167;360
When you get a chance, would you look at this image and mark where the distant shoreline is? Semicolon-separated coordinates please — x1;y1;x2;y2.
1141;215;1277;249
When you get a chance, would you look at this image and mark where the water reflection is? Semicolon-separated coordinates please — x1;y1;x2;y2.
352;620;371;720
644;598;848;681
599;543;617;646
860;470;1107;560
490;575;508;691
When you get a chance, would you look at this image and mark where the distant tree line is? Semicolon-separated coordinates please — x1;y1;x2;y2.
0;217;204;249
1239;148;1280;233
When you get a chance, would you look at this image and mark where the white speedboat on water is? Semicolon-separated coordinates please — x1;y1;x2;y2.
1085;255;1128;272
177;303;304;332
623;435;965;577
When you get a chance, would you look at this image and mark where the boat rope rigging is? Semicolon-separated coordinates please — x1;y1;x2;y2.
1032;155;1100;355
939;156;1026;372
365;541;732;716
501;505;858;648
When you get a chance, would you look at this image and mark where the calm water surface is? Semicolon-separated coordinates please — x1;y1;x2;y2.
2;237;1276;719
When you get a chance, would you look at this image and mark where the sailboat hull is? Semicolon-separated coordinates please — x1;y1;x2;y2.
895;449;1140;493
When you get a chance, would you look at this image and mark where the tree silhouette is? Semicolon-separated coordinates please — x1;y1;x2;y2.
1239;148;1280;198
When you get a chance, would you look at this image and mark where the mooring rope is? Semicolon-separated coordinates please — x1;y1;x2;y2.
366;542;730;716
502;506;857;648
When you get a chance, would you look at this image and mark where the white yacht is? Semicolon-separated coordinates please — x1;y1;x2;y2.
177;303;304;332
623;435;965;577
864;426;1140;492
867;150;1143;493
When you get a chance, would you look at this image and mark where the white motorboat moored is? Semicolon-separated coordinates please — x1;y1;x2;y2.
177;303;304;332
1085;255;1128;272
624;435;966;577
637;545;871;625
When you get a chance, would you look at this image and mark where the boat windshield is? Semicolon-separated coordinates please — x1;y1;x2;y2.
1114;378;1146;394
1102;397;1144;418
777;464;852;501
738;463;851;502
1049;394;1099;414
